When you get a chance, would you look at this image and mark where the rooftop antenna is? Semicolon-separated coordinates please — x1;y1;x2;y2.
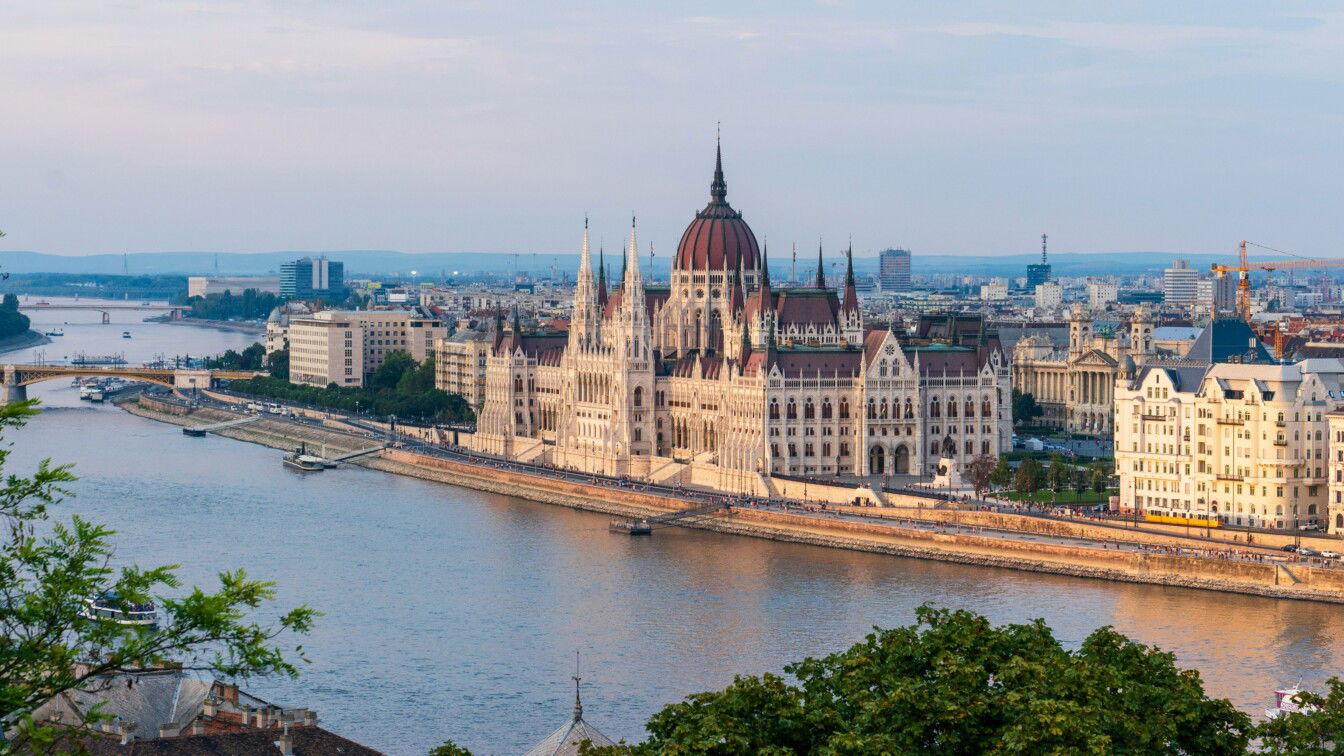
649;242;655;284
123;253;128;275
214;253;219;275
1041;233;1048;264
791;243;797;286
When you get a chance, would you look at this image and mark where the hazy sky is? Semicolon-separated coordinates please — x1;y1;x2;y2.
1;2;1341;260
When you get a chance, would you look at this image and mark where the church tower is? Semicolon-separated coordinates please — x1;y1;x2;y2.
569;218;599;350
1130;304;1156;363
1068;302;1092;361
840;244;862;344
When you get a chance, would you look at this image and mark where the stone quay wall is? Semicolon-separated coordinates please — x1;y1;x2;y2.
124;394;1344;603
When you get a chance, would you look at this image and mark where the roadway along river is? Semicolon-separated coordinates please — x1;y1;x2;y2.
9;305;1344;754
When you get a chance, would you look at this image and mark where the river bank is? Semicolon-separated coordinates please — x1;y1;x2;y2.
118;393;1344;605
145;315;265;334
0;330;51;356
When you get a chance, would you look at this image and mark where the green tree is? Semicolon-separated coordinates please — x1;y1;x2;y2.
267;348;290;380
1255;677;1344;754
1047;452;1069;495
0;401;317;747
1011;390;1043;426
2;293;17;311
588;607;1249;754
1014;458;1043;496
429;740;475;756
965;454;997;500
1089;461;1111;494
1072;466;1089;498
370;350;416;391
989;456;1013;490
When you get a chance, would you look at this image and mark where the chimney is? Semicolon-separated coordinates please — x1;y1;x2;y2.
302;710;318;727
254;708;268;728
203;695;219;717
241;706;253;728
118;720;137;746
192;717;205;735
275;725;295;756
158;723;175;738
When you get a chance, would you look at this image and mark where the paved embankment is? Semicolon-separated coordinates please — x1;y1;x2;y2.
120;394;1344;604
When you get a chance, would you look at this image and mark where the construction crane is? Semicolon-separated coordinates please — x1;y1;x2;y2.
1211;240;1344;321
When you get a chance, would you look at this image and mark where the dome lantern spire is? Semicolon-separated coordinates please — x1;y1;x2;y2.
710;124;727;205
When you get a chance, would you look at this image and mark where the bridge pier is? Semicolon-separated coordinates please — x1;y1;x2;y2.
101;311;110;324
2;366;26;405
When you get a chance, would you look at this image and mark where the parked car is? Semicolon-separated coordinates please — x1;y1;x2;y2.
1282;544;1299;553
1319;550;1341;559
1301;523;1322;531
1297;547;1319;557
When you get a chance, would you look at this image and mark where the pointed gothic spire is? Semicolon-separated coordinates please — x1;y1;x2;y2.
739;317;751;374
512;303;522;334
815;240;826;288
842;243;859;314
760;240;771;289
710;125;727;205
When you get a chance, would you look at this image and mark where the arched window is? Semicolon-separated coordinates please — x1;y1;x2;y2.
982;399;992;417
821;400;833;419
787;400;798;420
804;400;815;420
840;399;850;419
769;400;780;420
965;399;975;417
948;400;958;418
904;399;913;419
633;386;643;407
931;399;941;418
867;400;876;419
879;400;889;419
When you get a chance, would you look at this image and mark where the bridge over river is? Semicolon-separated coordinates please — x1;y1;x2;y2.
18;302;188;323
1;363;258;403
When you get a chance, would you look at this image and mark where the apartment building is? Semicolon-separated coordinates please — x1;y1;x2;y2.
1329;411;1344;533
287;309;446;387
1115;333;1344;530
434;331;492;408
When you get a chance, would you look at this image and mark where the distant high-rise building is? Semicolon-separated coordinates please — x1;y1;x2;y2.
1087;279;1119;309
1163;259;1199;305
879;248;911;291
280;256;345;300
1197;274;1237;314
1026;234;1052;288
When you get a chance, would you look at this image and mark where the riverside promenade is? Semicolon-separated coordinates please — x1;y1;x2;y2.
122;389;1344;604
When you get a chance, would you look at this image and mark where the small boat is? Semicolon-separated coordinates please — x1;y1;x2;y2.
1265;686;1317;719
609;519;653;535
79;593;158;629
283;443;324;472
122;331;132;338
43;329;64;337
88;388;105;403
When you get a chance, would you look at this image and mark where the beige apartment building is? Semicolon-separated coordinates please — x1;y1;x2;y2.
1329;411;1344;533
434;331;492;408
1115;325;1344;530
287;309;446;388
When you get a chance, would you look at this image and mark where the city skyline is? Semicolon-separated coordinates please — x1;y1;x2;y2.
0;3;1341;258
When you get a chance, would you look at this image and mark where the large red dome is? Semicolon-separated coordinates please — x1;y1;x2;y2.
674;145;761;273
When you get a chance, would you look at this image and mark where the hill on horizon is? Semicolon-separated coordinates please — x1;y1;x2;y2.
0;249;1241;278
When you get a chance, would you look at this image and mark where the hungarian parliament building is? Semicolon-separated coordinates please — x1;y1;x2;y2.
473;144;1012;491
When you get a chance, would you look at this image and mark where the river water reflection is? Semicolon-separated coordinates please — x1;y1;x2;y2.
7;310;1344;754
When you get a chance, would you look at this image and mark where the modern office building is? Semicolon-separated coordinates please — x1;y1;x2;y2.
1163;259;1200;305
1034;281;1062;309
287;309;446;387
435;330;493;408
1087;280;1119;309
187;276;280;298
280;256;346;300
878;248;912;292
1026;234;1052;288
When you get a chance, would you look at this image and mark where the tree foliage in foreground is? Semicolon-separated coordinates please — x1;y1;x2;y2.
584;606;1252;755
1256;677;1344;755
0;400;317;750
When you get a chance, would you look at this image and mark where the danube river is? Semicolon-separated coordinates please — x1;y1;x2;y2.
8;304;1344;754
